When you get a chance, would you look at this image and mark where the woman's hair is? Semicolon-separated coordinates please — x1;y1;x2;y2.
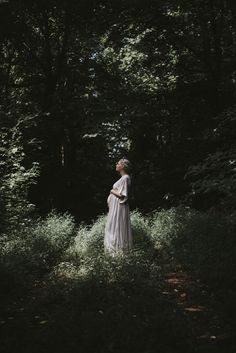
120;157;132;174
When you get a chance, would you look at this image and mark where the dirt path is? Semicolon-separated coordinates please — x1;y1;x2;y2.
160;262;235;352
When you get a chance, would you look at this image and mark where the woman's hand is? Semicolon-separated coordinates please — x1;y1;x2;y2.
110;189;124;200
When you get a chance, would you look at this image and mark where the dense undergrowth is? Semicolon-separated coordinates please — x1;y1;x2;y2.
1;206;235;292
1;206;236;353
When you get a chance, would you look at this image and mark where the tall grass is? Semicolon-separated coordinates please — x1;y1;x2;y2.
1;206;236;353
1;206;235;291
58;209;156;285
0;210;76;278
148;206;236;288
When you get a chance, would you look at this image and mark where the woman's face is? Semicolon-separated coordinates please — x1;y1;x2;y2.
116;160;124;172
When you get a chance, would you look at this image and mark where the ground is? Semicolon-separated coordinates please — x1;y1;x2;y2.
1;255;235;353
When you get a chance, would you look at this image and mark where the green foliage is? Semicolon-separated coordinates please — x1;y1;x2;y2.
0;210;76;277
55;210;157;285
0;123;40;232
130;209;153;250
184;106;236;210
149;206;236;287
65;209;152;263
31;209;76;252
1;206;236;295
42;206;236;295
149;206;190;255
98;25;178;94
1;0;236;215
67;214;106;259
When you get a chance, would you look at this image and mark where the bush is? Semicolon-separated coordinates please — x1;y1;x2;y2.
130;209;153;250
149;205;236;287
2;205;235;293
66;214;106;261
0;210;77;277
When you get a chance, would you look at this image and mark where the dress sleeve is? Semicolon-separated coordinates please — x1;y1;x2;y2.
118;177;129;204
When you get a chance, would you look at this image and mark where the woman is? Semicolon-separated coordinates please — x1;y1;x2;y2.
104;158;133;255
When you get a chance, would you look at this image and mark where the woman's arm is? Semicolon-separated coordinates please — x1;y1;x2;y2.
110;189;125;200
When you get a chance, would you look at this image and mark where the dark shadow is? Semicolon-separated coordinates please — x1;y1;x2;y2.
1;225;235;353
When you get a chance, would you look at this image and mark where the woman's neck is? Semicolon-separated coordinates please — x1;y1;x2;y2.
120;171;128;176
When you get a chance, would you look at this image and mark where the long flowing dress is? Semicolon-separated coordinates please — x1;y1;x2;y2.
104;174;133;255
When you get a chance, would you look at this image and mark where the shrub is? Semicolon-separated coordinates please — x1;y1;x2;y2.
66;214;106;261
0;210;77;277
149;206;236;287
130;209;153;250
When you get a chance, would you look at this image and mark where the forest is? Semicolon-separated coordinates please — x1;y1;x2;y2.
0;0;236;352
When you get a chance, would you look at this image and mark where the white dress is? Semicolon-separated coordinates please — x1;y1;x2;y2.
104;174;133;254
